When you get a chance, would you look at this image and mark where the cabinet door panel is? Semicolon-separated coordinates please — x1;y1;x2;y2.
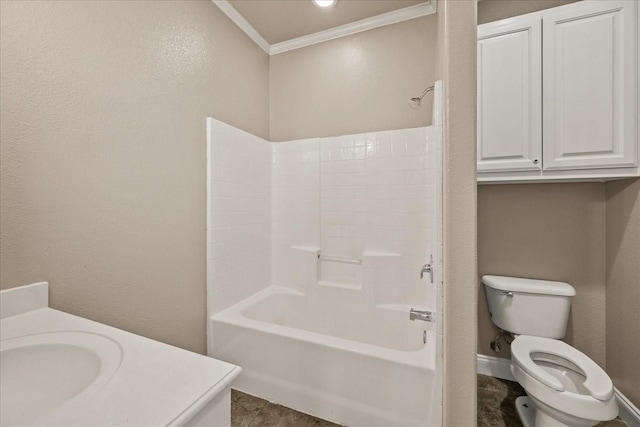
543;1;637;171
477;18;542;173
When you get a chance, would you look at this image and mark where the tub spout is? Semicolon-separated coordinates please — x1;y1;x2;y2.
409;309;433;322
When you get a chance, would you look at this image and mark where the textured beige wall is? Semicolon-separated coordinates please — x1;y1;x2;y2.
478;0;579;25
605;178;640;407
0;1;269;354
438;1;478;425
478;184;607;367
269;15;437;141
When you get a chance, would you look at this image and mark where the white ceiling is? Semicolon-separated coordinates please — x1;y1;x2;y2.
228;0;429;45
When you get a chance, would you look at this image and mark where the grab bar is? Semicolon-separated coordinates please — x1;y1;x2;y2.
317;254;362;265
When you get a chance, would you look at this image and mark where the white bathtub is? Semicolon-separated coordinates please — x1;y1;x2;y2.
210;285;440;426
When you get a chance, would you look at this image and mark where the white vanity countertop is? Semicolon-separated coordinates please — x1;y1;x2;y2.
1;306;241;426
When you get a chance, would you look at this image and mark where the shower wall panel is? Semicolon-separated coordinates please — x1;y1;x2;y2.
207;118;271;315
269;126;441;308
208;120;441;312
271;139;321;291
320;128;440;305
318;135;368;287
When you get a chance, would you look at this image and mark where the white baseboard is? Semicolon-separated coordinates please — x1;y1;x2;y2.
615;387;640;427
477;354;640;427
477;353;515;381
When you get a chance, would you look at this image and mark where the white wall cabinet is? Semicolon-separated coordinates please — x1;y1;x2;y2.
477;16;542;173
477;0;639;183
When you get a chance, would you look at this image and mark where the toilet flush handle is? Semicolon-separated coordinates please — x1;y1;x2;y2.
501;291;514;298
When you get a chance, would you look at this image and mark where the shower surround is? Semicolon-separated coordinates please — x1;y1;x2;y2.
206;82;443;427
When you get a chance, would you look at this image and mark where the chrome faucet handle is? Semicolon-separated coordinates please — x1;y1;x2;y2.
420;255;434;283
409;308;433;322
420;264;432;279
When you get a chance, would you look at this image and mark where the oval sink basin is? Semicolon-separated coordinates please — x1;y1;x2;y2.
0;331;122;426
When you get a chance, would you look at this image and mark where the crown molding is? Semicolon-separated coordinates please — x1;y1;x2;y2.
212;0;437;56
270;1;436;55
212;1;271;54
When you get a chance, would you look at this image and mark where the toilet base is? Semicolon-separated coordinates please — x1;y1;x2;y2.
515;395;604;427
516;396;536;427
516;396;569;427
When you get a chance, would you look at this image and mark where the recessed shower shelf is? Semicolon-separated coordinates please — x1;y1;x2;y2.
318;254;362;265
316;280;362;290
362;251;401;258
291;245;321;253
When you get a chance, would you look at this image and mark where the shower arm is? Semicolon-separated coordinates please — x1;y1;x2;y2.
418;86;435;100
409;85;435;110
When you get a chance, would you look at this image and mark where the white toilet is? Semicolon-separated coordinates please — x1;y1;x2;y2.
482;275;618;427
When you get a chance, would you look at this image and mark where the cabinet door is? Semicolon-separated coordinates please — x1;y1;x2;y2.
477;17;542;173
543;1;637;171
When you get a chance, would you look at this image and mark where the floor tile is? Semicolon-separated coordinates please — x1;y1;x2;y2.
312;418;343;427
231;389;342;427
231;390;269;427
247;403;321;427
600;417;629;427
477;373;512;394
477;384;523;427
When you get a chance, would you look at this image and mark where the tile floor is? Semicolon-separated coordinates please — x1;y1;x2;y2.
231;390;342;427
477;374;627;427
232;376;628;427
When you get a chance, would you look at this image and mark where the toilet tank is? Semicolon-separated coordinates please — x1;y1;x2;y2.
482;275;576;339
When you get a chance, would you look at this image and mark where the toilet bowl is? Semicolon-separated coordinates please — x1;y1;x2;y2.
482;275;619;427
511;335;618;427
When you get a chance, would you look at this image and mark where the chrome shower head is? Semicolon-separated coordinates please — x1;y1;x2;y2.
409;86;434;110
408;97;423;110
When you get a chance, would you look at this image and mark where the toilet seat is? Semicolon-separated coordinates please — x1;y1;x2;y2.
511;335;613;401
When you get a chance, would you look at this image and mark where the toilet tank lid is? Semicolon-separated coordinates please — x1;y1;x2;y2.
482;275;576;296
